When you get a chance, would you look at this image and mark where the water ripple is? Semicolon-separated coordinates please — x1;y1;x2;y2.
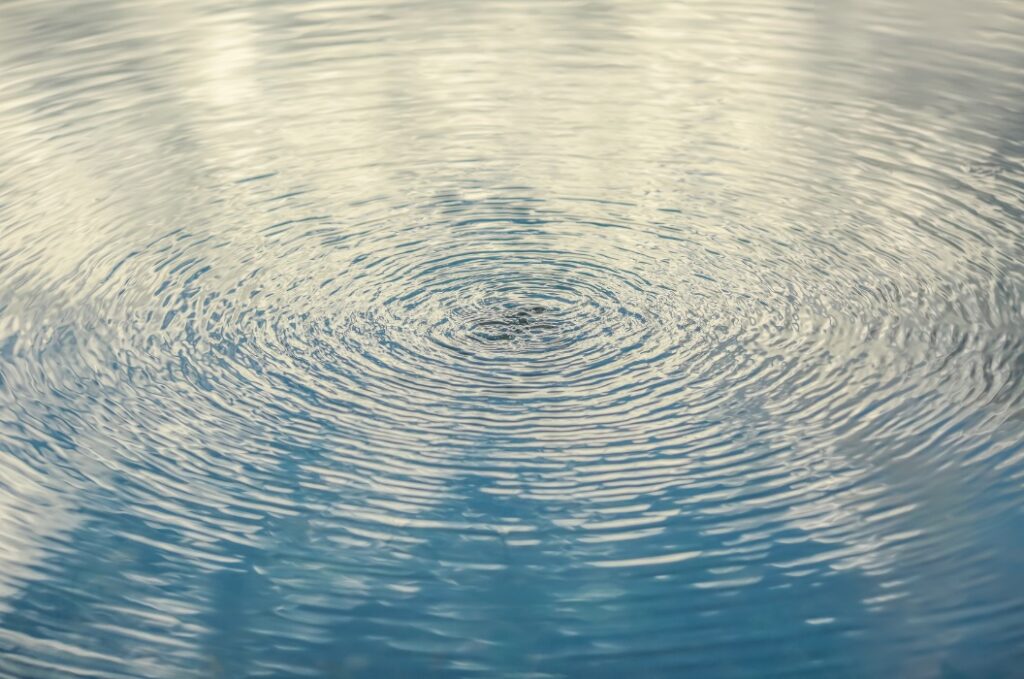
1;0;1023;676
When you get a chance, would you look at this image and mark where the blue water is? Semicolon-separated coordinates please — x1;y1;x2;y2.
1;0;1024;676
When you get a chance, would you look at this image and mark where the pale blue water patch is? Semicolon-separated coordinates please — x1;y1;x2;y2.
0;0;1023;677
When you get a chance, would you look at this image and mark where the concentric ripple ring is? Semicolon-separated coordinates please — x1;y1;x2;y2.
0;0;1023;676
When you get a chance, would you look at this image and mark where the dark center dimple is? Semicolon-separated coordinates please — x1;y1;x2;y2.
475;305;554;341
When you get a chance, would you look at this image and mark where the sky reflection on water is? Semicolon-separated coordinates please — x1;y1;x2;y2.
1;0;1023;676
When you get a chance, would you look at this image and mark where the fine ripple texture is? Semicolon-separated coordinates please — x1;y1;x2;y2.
1;0;1024;677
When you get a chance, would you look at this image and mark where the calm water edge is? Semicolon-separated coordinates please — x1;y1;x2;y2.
1;0;1023;676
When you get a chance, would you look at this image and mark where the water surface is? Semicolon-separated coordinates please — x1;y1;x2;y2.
1;0;1023;676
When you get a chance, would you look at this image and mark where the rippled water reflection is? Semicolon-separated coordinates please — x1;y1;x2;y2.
2;0;1024;676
